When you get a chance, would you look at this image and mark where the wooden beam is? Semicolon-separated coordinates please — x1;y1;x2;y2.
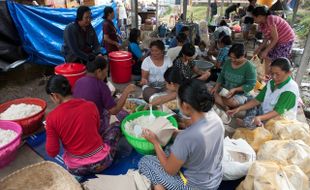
296;32;310;86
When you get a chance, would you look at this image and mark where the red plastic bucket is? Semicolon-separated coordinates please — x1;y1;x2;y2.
109;51;132;83
54;63;86;88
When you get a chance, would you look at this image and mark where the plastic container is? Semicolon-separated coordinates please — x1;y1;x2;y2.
55;63;86;88
109;51;133;83
0;98;47;135
0;121;22;168
121;110;178;155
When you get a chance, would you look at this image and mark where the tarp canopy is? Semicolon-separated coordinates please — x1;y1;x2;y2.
0;1;27;70
7;0;118;66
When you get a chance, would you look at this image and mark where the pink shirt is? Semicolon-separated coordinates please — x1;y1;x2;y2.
259;15;295;44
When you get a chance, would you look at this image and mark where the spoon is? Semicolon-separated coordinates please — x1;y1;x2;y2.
149;105;156;122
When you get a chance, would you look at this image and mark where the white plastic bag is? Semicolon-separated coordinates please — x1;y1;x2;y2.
222;137;256;180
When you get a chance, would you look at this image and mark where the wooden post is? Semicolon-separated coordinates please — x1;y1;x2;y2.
156;0;159;27
296;32;310;86
207;0;211;22
131;0;138;29
183;0;187;21
221;0;224;17
290;0;300;26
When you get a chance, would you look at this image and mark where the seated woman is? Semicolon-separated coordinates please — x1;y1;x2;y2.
128;28;146;79
62;6;101;64
208;35;232;82
45;75;118;176
173;43;210;81
227;57;300;128
150;66;185;107
141;40;172;102
139;79;224;190
73;56;136;135
211;43;257;110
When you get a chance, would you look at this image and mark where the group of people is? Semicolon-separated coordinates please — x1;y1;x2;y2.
43;3;300;190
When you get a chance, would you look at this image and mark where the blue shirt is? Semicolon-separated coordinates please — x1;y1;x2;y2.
129;42;142;59
169;37;190;48
217;45;231;66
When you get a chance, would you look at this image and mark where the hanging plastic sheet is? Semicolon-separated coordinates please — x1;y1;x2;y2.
7;0;118;66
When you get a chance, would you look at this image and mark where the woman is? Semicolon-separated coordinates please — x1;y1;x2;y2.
150;66;185;107
173;43;210;81
45;75;119;176
253;6;295;75
211;43;257;110
102;6;120;53
128;28;145;78
242;0;256;41
73;56;136;135
227;57;300;128
139;79;224;190
62;6;101;64
141;40;172;102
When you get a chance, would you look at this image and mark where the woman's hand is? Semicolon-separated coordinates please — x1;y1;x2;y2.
252;116;263;126
260;50;268;60
210;87;218;95
140;78;148;86
253;48;261;57
142;128;159;144
227;107;240;117
226;88;237;98
124;84;136;94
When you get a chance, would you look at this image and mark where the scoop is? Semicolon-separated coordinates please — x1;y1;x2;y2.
149;105;156;122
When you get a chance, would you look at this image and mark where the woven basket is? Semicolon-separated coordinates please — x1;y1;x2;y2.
0;161;82;190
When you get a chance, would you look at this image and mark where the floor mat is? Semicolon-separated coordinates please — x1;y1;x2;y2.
26;131;143;176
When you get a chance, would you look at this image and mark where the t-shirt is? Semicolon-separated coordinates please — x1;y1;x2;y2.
103;20;119;53
73;75;116;116
217;45;231;66
171;111;224;189
166;46;182;62
173;57;195;79
141;56;172;87
225;4;238;14
46;99;110;168
129;42;143;60
214;26;232;41
255;77;298;116
217;59;256;93
259;15;295;44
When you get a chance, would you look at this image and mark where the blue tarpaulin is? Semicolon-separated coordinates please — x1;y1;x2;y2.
7;0;118;66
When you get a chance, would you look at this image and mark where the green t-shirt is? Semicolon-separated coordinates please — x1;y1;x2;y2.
217;59;257;93
255;77;297;115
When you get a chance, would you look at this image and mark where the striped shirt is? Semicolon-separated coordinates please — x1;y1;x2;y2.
259;15;295;43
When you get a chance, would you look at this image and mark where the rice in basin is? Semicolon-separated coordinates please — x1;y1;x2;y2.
0;103;42;120
125;115;150;137
0;128;17;147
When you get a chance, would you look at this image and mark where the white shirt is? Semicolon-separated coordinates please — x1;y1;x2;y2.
166;46;182;62
141;56;172;85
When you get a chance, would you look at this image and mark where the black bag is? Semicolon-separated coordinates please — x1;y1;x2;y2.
244;17;254;24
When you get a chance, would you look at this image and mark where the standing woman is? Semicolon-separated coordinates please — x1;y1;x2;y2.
141;40;172;102
253;6;295;75
139;79;224;190
102;6;120;53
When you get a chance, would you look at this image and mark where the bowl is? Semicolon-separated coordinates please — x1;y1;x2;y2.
0;98;47;135
124;98;147;113
0;121;22;168
121;110;178;155
193;60;214;71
